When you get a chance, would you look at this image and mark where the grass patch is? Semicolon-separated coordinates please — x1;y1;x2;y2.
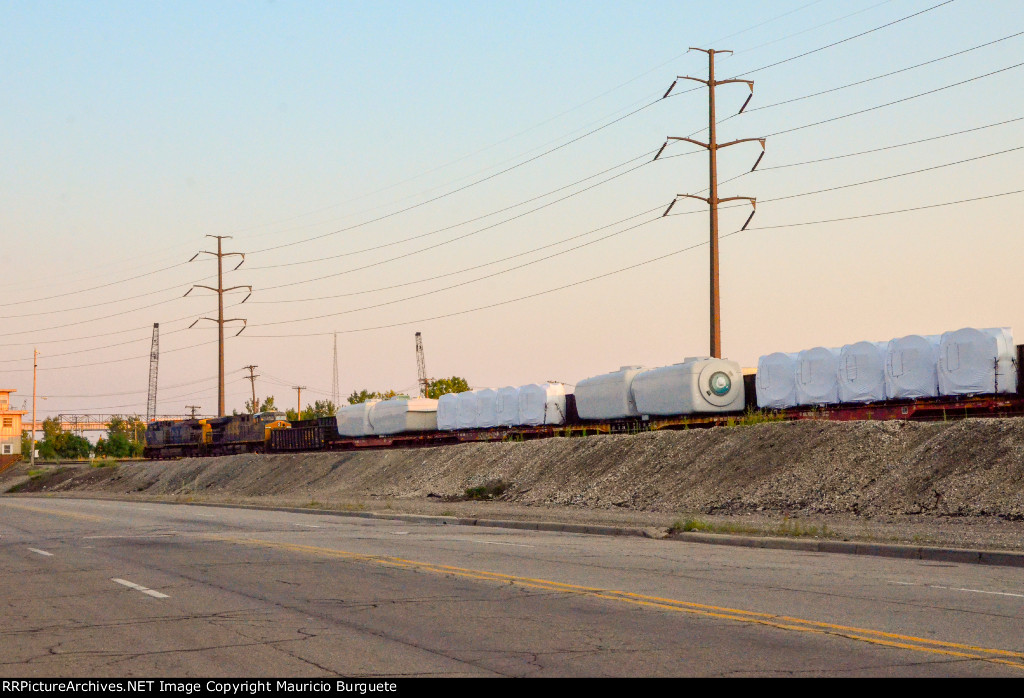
727;409;786;427
91;460;118;469
304;500;323;509
670;516;834;539
27;469;47;479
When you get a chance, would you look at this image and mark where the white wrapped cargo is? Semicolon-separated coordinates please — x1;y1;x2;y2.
938;327;1018;396
575;366;645;420
795;347;842;406
476;388;499;428
456;390;480;430
336;400;377;437
837;341;887;403
517;383;567;426
756;352;799;409
436;393;459;431
633;358;744;415
495;386;520;427
369;397;438;435
885;334;941;399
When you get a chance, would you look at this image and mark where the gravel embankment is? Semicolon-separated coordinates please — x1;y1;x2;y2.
5;418;1024;550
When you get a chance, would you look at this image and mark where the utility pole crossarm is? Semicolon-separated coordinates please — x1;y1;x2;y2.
666;136;710;150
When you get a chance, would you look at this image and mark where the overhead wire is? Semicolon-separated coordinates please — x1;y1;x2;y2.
245;188;1024;340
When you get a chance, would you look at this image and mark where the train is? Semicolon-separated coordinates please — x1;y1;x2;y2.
145;328;1024;460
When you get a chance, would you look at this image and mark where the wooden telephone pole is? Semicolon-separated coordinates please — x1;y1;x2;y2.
658;48;765;359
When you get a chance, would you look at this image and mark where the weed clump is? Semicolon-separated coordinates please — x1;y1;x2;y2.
464;479;509;501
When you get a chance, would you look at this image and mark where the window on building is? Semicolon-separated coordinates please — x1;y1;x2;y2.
2;418;11;429
1;445;11;455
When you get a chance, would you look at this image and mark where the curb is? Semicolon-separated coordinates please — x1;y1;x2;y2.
9;493;1024;568
177;499;1024;569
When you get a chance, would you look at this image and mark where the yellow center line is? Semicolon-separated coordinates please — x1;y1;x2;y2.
1;502;110;523
207;534;1024;671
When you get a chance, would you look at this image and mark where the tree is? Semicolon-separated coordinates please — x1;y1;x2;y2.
246;395;277;414
347;389;378;405
100;416;145;458
426;376;471;399
33;417;93;460
296;400;337;420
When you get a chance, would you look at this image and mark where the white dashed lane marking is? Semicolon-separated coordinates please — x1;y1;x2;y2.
889;581;1024;598
112;578;169;599
27;548;53;557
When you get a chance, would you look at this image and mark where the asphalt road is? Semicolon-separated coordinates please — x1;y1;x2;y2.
1;496;1022;677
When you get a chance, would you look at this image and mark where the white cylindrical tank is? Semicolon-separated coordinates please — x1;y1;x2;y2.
436;393;459;431
456;390;480;430
938;327;1018;396
369;397;439;435
795;347;841;406
885;334;941;399
336;400;377;437
517;383;567;426
575;366;645;420
837;341;887;403
632;359;745;415
756;352;799;409
476;388;499;428
495;386;520;426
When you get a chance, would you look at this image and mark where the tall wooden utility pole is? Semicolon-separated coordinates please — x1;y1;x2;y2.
657;48;765;359
243;365;260;413
415;332;428;398
185;236;251;417
292;386;306;419
30;349;37;468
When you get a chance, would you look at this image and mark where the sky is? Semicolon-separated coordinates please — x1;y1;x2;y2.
1;0;1022;419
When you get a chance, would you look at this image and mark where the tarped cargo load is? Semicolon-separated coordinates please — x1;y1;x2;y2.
518;383;567;426
885;334;941;399
436;393;459;431
476;388;499;428
795;347;842;406
938;327;1018;396
838;341;887;403
456;390;480;430
575;366;645;420
337;400;377;437
756;353;799;409
495;386;519;426
633;359;745;415
369;397;438;435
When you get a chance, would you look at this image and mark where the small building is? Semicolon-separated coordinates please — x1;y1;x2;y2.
0;389;26;465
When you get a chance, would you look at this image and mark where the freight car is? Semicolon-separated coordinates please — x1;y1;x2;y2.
145;333;1024;459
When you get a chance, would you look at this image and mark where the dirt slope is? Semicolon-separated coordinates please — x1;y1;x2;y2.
9;419;1024;519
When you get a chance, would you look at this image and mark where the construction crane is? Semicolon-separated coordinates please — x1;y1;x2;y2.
146;323;159;423
415;332;429;398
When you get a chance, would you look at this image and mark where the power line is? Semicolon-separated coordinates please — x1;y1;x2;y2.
758;116;1024;170
745;31;1024;113
731;0;956;77
221;2;831;243
749;189;1024;230
257;158;654;294
244;188;1024;340
767;60;1024;138
247;150;657;272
